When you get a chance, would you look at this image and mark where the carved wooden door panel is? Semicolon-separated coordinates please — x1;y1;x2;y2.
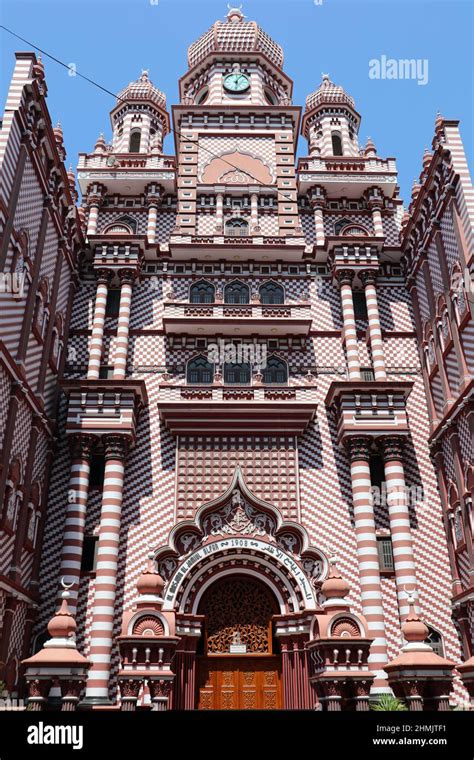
197;657;281;709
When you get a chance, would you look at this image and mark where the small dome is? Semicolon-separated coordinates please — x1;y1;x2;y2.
47;592;76;639
321;558;350;599
188;10;284;70
137;557;165;596
116;70;166;110
53;122;64;144
305;74;356;114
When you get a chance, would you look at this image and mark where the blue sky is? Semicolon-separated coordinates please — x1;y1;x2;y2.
1;0;472;205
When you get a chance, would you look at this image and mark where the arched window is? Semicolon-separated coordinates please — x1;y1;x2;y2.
3;458;21;531
224;362;251;385
190;280;215;304
187;355;214;384
331;131;343;156
129;130;141;153
225;218;249;237
425;626;444;658
262;356;288;385
264;89;278;105
196;87;209;105
260;281;284;305
224;280;250;304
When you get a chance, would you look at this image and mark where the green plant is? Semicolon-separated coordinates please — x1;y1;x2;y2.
371;694;408;711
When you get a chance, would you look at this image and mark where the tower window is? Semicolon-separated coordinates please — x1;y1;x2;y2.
352;291;368;320
425;626;444;657
225;218;249;237
377;536;394;572
187;355;214;384
190;280;215;304
196;87;209;105
262;356;288;385
264;89;277;105
129;130;141;153
224;362;251;385
260;280;284;305
224;280;250;304
331;131;343;156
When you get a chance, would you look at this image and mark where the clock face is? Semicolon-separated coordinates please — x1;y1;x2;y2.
223;72;250;93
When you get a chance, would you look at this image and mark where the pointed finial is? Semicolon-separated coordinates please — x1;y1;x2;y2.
227;4;245;22
140;69;150;82
364;136;377;157
321;73;330;85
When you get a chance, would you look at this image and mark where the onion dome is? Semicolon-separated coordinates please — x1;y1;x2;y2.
137;554;165;597
47;588;77;640
188;7;284;70
305;73;356;113
364;136;377;158
94;132;107;154
53;122;64;146
401;598;428;644
33;54;45;82
321;556;350;600
116;70;166;110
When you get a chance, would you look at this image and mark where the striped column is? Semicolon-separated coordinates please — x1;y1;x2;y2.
87;269;112;380
58;435;96;611
312;204;325;246
336;270;361;380
145;184;161;244
346;436;389;692
250;191;260;233
84;435;129;704
215;191;224;232
85;186;105;237
380;437;419;618
113;269;134;380
371;206;384;237
361;270;387;380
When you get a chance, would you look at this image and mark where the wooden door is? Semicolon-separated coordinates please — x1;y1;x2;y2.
197;656;282;710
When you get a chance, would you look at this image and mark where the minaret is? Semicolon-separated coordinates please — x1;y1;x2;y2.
302;74;361;157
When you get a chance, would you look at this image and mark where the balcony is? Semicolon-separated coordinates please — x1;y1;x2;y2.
62;378;147;440
167;233;307;261
162;302;312;337
325;379;413;443
297;155;398;198
158;382;317;434
77;152;176;195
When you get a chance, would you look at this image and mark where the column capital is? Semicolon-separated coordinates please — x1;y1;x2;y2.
380;436;405;461
118;268;136;286
96;268;114;287
103;435;130;461
335;269;355;286
359;269;378;287
345;436;372;462
69;434;97;460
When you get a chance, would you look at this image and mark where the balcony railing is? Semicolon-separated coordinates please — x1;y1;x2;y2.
162;301;312;336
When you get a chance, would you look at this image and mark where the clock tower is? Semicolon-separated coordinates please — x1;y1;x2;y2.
172;5;302;239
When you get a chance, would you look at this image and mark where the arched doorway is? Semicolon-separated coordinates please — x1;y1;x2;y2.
196;576;282;709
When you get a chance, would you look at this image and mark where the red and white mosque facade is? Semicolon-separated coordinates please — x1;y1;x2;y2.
0;7;473;712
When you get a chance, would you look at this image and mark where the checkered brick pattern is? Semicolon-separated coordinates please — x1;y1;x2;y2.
300;211;315;244
415;269;431;322
431;374;445;418
7;600;27;659
446;347;461;395
310;279;343;330
197;213;216;235
382;214;400;246
0;365;10;449
12;156;44;256
20;547;34;587
176;435;299;519
441;210;462;271
383;337;420;368
155;209;177;242
457;410;472;467
258;214;279;236
96;211;148;235
377;286;415;332
461;323;474;374
0;590;6;634
427;238;444;297
198;137;276;178
70;281;95;331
